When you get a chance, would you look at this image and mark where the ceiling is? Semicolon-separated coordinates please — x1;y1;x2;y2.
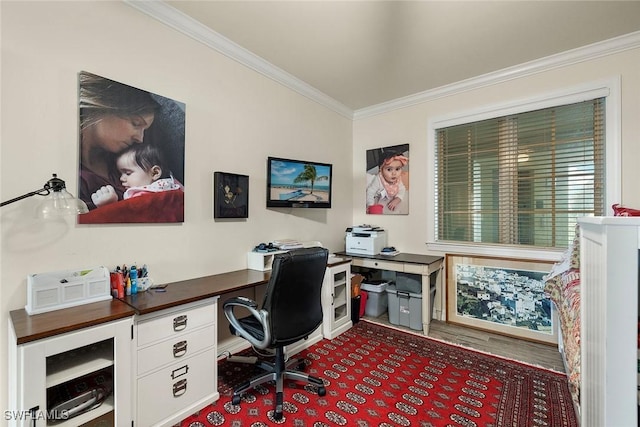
165;1;640;111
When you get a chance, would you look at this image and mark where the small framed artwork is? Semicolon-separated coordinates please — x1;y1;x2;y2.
446;254;557;345
214;172;249;219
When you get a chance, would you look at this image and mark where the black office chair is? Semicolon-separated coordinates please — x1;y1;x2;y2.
222;247;329;420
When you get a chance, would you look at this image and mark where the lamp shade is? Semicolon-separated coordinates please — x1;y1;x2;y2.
1;174;89;218
37;188;89;218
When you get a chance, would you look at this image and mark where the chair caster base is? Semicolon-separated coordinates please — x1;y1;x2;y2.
318;386;326;396
232;395;241;405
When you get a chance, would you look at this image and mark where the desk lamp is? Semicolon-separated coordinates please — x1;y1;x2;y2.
1;174;89;218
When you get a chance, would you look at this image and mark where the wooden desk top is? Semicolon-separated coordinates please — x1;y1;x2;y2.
10;269;271;345
335;251;443;266
10;299;136;345
121;268;270;315
10;260;354;345
124;260;351;315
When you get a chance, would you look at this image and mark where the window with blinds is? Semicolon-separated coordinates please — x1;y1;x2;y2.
435;98;605;250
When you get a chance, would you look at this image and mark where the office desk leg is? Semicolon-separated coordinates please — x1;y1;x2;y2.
422;274;430;335
432;265;445;322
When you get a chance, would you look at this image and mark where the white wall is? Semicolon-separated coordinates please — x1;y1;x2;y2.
352;47;640;255
0;1;353;412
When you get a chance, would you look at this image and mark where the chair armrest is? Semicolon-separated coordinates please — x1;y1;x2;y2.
223;297;271;349
224;296;258;309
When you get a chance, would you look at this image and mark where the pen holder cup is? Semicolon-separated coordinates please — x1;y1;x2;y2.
138;277;153;292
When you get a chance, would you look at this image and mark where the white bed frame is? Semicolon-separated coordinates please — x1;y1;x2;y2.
578;216;639;426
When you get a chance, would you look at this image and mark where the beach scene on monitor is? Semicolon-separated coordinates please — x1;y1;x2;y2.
269;160;330;202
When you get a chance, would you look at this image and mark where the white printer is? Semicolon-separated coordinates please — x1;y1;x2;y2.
345;225;387;255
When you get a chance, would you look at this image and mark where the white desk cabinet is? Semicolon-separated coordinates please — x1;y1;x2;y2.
8;270;270;427
322;259;353;339
133;297;219;427
8;315;133;427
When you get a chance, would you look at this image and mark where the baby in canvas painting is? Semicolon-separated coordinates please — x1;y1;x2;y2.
91;143;182;208
366;146;409;215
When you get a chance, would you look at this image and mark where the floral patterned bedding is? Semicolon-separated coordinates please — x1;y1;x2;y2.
543;227;581;409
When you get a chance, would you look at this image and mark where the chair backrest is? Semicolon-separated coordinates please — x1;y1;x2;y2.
262;247;329;347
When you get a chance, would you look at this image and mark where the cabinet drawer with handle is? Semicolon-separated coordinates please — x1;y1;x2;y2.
354;258;401;272
137;300;216;346
136;348;217;427
137;324;216;376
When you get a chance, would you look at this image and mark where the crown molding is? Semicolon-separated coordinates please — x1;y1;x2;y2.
124;0;354;119
125;1;640;123
354;31;640;120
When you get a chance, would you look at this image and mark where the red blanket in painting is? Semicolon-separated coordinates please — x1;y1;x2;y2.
78;190;184;224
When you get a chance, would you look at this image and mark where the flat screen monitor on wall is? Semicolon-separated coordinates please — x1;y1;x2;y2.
266;157;332;208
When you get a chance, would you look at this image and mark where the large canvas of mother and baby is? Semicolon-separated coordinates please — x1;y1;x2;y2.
77;71;185;224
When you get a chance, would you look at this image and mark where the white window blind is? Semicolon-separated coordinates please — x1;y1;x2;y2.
435;98;605;249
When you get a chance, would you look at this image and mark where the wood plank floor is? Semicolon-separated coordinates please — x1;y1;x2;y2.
362;313;566;372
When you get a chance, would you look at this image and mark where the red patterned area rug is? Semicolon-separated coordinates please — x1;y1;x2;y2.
180;320;577;426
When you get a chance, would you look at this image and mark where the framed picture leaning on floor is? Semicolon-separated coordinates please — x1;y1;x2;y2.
446;254;557;345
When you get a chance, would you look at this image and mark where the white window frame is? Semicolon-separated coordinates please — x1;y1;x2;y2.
426;77;621;261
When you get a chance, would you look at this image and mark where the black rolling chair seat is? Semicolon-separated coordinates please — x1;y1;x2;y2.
229;316;265;343
223;247;329;420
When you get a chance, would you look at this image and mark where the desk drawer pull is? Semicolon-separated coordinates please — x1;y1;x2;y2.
173;379;187;397
173;315;188;331
171;364;189;379
173;340;188;357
